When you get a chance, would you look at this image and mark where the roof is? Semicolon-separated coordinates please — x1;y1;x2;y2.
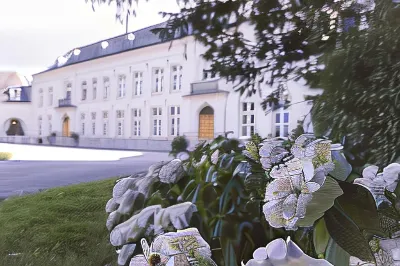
0;72;30;90
35;21;189;76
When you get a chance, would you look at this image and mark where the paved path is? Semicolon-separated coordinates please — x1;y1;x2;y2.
0;145;171;199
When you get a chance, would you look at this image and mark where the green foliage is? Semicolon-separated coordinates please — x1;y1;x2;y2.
325;238;350;266
311;1;400;167
70;132;79;141
324;182;384;261
290;120;305;140
250;133;263;146
0;152;12;161
0;178;118;266
313;219;330;257
296;177;343;227
170;135;189;157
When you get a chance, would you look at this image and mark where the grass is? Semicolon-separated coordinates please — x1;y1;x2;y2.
0;178;118;266
0;152;12;160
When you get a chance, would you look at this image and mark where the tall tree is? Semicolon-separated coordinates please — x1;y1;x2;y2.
86;0;399;166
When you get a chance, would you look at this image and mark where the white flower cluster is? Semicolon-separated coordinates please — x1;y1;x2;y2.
243;237;332;266
261;134;335;230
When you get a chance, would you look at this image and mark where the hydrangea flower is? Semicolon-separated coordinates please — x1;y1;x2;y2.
263;158;332;230
262;134;334;230
130;228;217;266
354;163;400;206
242;237;332;266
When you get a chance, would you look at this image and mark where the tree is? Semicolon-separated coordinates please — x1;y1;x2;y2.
86;0;399;165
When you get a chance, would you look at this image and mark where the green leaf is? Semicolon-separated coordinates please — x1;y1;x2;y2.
325;238;351;266
345;172;360;183
296;177;343;227
329;150;352;181
336;182;385;237
324;204;375;262
313;219;330;256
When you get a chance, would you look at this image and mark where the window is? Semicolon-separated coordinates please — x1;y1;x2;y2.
48;87;53;106
81;113;85;135
66;83;72;99
9;88;22;101
117;75;126;98
171;65;183;91
275;111;290;138
38;116;42;136
48;115;52;134
103;77;110;99
102;111;109;136
203;69;216;80
92;78;97;100
91;112;96;135
39;88;43;107
132;108;142;137
81;81;87;101
152;107;162;136
170;106;181;136
241;102;255;137
153;68;164;93
116;110;125;136
134;72;143;96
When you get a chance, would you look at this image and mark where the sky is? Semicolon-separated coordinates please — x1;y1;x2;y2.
0;0;179;77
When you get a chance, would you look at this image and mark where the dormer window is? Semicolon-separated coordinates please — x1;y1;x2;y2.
9;88;21;101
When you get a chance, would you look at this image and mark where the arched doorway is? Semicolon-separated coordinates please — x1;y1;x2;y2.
6;118;25;136
198;106;214;139
62;117;70;137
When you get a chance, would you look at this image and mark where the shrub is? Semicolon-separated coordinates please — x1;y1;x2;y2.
250;133;263;145
37;138;43;144
0;152;12;161
70;132;79;142
170;135;189;157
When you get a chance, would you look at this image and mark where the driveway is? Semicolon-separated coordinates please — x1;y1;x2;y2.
0;144;171;199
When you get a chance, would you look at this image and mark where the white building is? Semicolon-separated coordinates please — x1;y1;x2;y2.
2;23;320;151
0;72;34;141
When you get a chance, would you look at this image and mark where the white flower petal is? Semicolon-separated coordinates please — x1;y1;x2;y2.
263;200;286;228
266;238;287;261
296;193;313;218
304;182;321;193
286;158;303;176
382;163;400;190
261;157;273;169
265;178;293;201
310;169;327;186
270;165;289;179
282;194;298;220
286;238;333;265
253;247;268;260
259;144;274;157
363;165;379;180
302;160;314;182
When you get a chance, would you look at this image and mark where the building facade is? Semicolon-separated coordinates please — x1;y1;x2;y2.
0;72;33;141
2;23;321;151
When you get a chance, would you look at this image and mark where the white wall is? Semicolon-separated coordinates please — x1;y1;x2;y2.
28;28;321;148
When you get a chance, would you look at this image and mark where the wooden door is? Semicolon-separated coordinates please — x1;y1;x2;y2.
62;117;70;137
198;106;214;139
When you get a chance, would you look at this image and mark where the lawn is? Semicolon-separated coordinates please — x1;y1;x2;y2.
0;178;118;266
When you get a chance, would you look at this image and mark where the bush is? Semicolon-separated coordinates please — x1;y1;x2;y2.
0;152;12;161
70;132;79;142
37;138;43;144
250;133;263;145
170;136;189;157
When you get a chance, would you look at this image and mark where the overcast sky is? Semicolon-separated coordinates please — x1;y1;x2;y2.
0;0;179;77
